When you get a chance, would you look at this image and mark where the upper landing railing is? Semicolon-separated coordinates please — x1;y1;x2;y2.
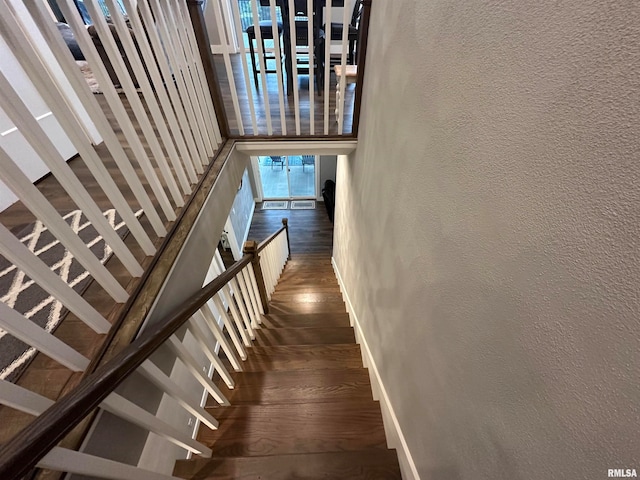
191;0;372;138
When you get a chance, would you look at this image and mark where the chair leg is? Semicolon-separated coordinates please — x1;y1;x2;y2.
248;33;259;89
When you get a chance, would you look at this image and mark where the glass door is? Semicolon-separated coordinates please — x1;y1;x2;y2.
257;155;316;199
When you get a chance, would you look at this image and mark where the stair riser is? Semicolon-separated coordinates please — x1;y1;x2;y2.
174;450;402;480
253;327;355;346
209;369;373;406
268;303;347;315
199;403;388;457
260;314;350;329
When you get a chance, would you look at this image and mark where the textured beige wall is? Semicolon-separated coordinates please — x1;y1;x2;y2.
333;1;640;479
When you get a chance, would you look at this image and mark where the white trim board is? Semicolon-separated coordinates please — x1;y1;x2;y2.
331;257;420;480
241;199;256;247
235;140;357;156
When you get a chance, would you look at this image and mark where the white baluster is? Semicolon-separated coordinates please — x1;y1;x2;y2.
247;262;265;315
0;72;143;282
186;318;235;389
211;0;244;135
81;0;184;207
137;0;208;168
230;0;259;135
101;393;212;456
287;0;302;135
24;0;168;239
269;0;287;134
229;276;256;339
307;0;316;135
0;3;156;256
103;0;194;191
162;338;229;406
243;266;262;323
152;0;214;158
323;0;333;134
0;379;53;416
0;223;110;333
195;307;242;370
174;0;222;146
138;360;219;430
0;148;128;303
337;0;351;134
0;303;89;372
55;0;177;222
259;250;273;299
210;293;247;359
235;268;258;328
39;447;182;480
163;0;219;150
218;285;252;346
121;0;202;177
249;0;273;135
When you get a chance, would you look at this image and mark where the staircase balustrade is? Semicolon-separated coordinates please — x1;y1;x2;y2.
0;223;290;480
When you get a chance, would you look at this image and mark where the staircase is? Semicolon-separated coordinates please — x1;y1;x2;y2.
173;253;402;479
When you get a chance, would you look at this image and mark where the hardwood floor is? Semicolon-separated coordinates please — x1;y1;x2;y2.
174;254;401;479
247;202;334;255
214;54;355;136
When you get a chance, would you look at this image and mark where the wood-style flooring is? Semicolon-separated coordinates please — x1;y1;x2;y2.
174;254;401;479
247;202;334;254
214;54;355;136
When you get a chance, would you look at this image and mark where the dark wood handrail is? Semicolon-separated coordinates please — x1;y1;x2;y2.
0;251;256;479
257;225;287;253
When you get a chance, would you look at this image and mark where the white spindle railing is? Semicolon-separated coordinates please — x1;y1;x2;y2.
258;223;290;300
211;0;360;135
250;0;274;135
269;0;288;134
0;223;291;478
0;0;226;390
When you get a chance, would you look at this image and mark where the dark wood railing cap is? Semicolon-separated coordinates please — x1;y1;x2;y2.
257;225;287;253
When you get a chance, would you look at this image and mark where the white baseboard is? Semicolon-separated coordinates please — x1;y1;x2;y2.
332;258;420;480
241;201;256;247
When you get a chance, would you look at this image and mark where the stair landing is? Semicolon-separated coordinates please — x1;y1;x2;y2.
173;254;401;479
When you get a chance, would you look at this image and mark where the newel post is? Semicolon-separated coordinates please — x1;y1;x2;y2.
243;240;269;314
282;218;291;259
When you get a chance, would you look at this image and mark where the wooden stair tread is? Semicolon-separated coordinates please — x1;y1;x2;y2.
199;401;388;456
210;368;372;405
269;292;345;303
268;301;347;315
260;313;350;329
173;449;402;479
252;327;355;346
273;276;341;286
177;249;401;479
239;344;364;371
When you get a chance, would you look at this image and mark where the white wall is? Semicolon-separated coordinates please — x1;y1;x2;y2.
333;1;640;479
227;168;255;258
204;0;237;54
